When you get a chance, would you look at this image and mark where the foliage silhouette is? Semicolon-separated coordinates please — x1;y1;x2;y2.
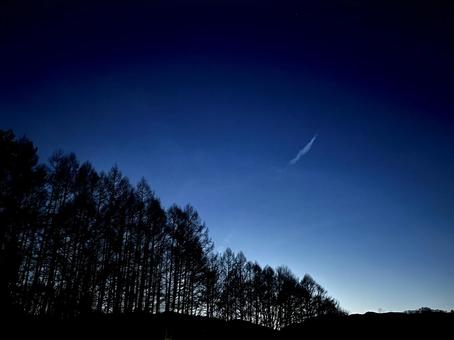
0;129;344;328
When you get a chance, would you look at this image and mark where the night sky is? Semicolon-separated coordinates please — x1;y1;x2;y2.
1;1;454;313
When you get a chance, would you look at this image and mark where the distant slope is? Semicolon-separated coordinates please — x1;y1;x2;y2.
281;311;454;338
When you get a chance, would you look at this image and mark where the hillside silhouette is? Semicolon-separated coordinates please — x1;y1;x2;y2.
4;309;454;339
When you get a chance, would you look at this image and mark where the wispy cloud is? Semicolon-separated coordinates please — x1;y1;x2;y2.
289;134;318;165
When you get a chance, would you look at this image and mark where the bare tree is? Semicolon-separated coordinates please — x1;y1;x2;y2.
0;129;344;327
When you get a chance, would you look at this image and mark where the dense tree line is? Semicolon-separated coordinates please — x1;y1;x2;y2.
0;129;344;328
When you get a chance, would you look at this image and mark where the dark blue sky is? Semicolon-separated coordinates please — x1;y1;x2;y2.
1;1;454;313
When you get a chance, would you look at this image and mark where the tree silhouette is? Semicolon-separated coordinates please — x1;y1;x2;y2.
0;129;46;315
0;129;344;327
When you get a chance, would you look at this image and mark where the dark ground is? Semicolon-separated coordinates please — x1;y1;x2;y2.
3;310;453;339
280;311;454;338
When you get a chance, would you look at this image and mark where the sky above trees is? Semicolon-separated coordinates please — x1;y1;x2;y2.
1;1;453;313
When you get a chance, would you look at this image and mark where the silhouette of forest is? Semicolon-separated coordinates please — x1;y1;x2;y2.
2;129;454;338
0;129;344;328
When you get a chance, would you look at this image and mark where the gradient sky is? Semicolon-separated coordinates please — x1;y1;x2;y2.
1;1;454;314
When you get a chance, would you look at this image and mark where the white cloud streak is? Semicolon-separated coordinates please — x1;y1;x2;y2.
289;134;318;165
